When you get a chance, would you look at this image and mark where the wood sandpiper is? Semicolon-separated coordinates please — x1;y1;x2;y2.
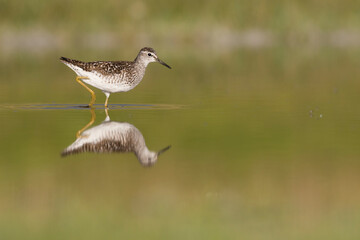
60;47;171;107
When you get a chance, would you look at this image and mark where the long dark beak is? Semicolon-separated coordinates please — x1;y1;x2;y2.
157;145;171;156
157;58;171;69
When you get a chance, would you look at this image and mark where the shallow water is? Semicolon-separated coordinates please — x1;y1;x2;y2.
1;48;360;239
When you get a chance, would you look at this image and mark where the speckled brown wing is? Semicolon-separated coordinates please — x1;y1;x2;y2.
61;139;134;156
86;61;134;75
60;57;134;75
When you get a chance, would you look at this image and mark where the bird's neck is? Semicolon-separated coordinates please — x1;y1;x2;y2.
134;144;150;159
134;56;150;69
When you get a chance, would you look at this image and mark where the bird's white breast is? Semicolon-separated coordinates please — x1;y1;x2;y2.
65;63;137;93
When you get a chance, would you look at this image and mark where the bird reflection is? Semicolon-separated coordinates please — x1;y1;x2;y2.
61;108;171;167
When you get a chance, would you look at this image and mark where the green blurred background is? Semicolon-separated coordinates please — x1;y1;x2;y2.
1;0;360;239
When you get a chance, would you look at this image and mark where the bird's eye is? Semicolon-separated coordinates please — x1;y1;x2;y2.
148;53;152;56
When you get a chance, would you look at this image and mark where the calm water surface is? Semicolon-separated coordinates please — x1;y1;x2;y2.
0;48;360;239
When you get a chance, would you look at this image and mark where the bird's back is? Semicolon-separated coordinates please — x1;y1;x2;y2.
60;57;134;75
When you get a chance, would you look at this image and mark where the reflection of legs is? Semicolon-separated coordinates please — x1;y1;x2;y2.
76;108;96;138
76;76;96;107
104;108;110;121
104;92;110;108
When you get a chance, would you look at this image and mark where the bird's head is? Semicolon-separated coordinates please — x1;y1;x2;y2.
136;47;171;69
137;145;171;167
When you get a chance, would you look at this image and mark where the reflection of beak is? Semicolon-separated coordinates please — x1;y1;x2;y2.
157;58;171;69
157;145;171;156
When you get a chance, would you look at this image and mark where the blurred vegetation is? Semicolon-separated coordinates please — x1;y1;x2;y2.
1;0;360;59
1;0;360;31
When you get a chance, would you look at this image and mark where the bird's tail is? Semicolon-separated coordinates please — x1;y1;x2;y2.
60;56;70;62
60;56;83;65
60;57;88;74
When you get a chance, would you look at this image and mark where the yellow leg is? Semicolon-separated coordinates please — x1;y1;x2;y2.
104;92;110;108
103;108;111;122
105;95;109;108
105;108;109;119
76;107;96;138
76;76;96;107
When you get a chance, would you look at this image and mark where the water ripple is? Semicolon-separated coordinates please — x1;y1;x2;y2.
0;103;184;111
